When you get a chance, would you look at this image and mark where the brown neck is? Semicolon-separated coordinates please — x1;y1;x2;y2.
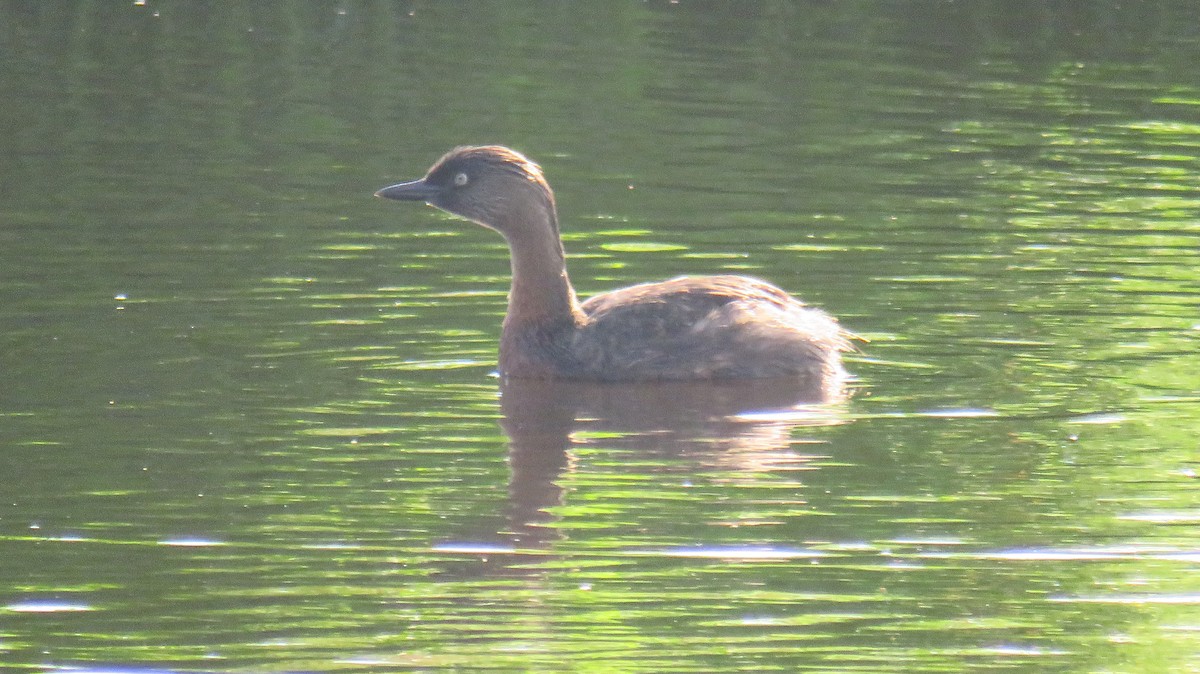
498;199;584;332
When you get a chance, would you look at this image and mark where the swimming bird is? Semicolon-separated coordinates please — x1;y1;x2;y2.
376;146;852;397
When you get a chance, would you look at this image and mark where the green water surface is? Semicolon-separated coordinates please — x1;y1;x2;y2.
1;2;1198;672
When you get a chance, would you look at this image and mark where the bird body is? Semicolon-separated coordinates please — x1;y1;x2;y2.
376;146;851;398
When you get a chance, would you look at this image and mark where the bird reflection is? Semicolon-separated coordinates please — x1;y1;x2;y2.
498;377;849;550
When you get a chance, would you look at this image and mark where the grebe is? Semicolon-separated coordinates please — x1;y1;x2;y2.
376;146;851;397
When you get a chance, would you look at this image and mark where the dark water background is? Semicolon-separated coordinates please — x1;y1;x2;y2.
2;2;1198;672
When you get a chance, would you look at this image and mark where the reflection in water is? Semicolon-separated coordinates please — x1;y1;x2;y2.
498;377;848;549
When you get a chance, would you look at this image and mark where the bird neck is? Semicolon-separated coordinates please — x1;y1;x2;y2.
499;200;584;333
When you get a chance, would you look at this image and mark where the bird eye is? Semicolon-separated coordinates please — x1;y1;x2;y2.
453;172;470;187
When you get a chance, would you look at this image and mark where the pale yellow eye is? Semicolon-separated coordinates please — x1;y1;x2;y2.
453;172;470;187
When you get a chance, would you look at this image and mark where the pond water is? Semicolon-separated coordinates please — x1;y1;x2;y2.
2;2;1199;672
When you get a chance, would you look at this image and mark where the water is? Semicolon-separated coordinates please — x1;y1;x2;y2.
2;2;1199;672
